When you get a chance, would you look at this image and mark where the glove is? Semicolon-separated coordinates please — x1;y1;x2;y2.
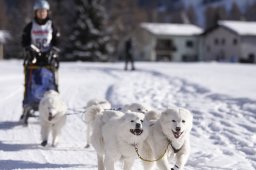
25;45;41;57
45;47;60;69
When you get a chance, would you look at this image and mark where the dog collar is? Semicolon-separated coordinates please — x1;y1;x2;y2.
164;134;183;154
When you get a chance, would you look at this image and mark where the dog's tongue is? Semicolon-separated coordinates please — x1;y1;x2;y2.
134;129;143;134
130;129;143;136
174;133;180;138
173;131;181;138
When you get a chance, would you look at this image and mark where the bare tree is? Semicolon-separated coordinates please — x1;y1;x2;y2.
186;5;198;25
0;0;8;29
107;0;148;59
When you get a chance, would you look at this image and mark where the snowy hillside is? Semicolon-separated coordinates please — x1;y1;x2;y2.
0;60;255;170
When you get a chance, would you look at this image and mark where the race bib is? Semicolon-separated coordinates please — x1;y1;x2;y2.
31;20;53;52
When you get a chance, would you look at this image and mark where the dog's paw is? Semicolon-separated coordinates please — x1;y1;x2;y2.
52;141;59;147
52;143;58;147
171;165;179;170
41;140;47;147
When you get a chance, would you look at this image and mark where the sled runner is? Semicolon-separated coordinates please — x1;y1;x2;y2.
20;44;60;125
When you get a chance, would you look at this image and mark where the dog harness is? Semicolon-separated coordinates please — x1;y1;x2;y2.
133;142;170;162
170;141;183;153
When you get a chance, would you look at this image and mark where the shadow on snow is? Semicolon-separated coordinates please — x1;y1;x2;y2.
0;160;85;169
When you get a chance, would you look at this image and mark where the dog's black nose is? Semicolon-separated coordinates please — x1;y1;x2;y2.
176;127;181;132
135;123;141;129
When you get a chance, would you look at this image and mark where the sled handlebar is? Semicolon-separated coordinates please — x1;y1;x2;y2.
30;44;41;56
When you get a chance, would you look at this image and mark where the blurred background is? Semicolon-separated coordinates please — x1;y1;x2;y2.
1;0;256;63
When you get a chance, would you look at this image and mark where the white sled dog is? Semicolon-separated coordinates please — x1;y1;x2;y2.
142;108;193;170
122;103;160;122
90;108;149;170
84;101;153;148
83;99;111;148
39;90;67;147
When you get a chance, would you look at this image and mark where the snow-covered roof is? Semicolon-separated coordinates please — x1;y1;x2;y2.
141;23;203;36
219;20;256;36
0;30;10;44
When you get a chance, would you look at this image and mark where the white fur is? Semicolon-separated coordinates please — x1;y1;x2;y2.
38;90;67;147
122;103;150;114
122;103;160;122
142;108;193;170
91;110;149;170
83;99;111;148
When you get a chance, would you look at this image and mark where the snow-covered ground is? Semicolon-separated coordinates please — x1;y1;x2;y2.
0;60;255;170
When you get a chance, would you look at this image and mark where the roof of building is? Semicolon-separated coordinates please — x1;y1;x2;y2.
218;20;256;36
140;23;203;36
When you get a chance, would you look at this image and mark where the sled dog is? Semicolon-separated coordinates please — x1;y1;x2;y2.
122;103;160;122
83;99;111;148
122;103;150;114
142;108;193;170
91;110;149;170
38;90;67;147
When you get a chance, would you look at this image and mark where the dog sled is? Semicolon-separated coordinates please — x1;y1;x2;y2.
20;44;60;125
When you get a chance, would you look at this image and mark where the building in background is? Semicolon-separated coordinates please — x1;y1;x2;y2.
133;23;203;62
201;20;256;63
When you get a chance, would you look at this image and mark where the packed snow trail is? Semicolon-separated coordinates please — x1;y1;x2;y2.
0;61;255;170
108;68;256;169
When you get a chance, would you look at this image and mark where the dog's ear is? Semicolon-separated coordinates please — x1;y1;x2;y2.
119;114;128;122
145;110;159;121
160;110;169;121
161;110;169;116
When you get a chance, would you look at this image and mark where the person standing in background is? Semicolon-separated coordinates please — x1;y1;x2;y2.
124;38;135;71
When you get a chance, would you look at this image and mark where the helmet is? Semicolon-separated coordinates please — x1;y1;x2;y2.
33;0;50;11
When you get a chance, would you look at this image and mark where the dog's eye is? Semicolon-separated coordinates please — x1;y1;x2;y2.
182;120;186;123
140;120;143;123
172;120;176;122
138;108;141;111
131;120;134;123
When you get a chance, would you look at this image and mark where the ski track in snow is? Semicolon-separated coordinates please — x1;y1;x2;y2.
0;62;255;170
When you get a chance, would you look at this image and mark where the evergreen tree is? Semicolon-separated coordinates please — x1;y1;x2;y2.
68;0;112;61
229;2;242;20
244;2;256;21
205;6;227;29
205;6;217;29
49;0;75;58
